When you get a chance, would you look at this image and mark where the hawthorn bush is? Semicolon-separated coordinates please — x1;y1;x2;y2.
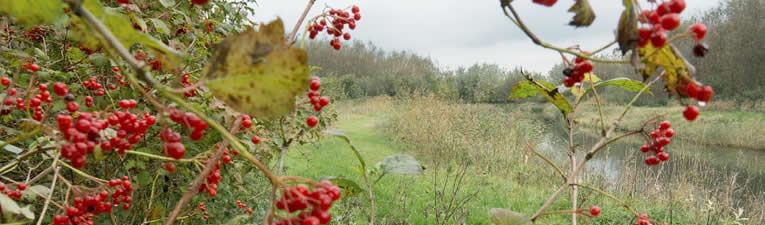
0;0;718;225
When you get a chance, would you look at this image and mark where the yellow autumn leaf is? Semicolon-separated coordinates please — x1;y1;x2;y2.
638;43;694;94
203;18;310;119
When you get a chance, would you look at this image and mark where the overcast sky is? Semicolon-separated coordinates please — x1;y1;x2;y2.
252;0;723;73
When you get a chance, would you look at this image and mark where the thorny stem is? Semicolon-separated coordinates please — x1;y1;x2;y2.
530;75;663;221
286;0;317;46
577;183;641;217
525;139;566;181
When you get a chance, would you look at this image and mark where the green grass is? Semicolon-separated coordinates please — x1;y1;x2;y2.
279;100;707;225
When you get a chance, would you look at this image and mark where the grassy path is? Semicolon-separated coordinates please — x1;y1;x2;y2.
281;111;569;225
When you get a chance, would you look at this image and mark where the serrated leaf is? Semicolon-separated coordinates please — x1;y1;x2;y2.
66;47;87;62
0;0;66;26
203;18;310;119
509;80;572;116
149;18;171;35
638;43;694;94
568;0;596;27
159;0;176;8
380;154;423;175
616;0;638;55
320;176;362;198
490;208;533;225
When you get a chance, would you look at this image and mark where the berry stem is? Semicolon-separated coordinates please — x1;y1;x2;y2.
577;183;640;217
59;161;108;183
124;150;196;163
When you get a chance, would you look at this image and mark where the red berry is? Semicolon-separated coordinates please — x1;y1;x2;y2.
689;23;707;40
25;63;40;72
113;66;120;72
669;0;686;13
1;77;10;86
165;162;176;172
532;0;557;7
66;101;79;113
165;142;186;159
117;0;129;4
656;2;671;16
310;80;321;91
659;120;671;130
660;13;680;30
640;145;652;153
664;128;675;137
638;27;652;41
645;155;660;165
190;129;204;141
319;96;330;106
574;60;594;73
241;118;253;128
590;206;601;216
683;105;699;121
303;216;320;225
307;116;319;128
53;82;68;96
697;85;714;102
343;32;351;40
657;152;670;161
651;30;668;48
685;82;699;99
251;135;260;144
563;77;575;87
352;6;360;13
16;183;26;191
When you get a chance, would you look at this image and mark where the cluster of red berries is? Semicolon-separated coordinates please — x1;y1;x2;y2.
241;115;253;129
640;120;674;166
303;77;325;128
632;214;668;225
308;5;361;50
0;182;25;200
308;77;331;112
198;157;223;197
235;200;254;214
181;74;197;97
104;108;156;154
112;67;127;87
29;83;55;120
22;62;40;73
52;176;134;225
198;202;209;220
678;82;714;121
270;181;340;225
58;112;108;168
168;107;210;141
636;0;687;48
81;76;106;96
562;57;595;87
23;26;48;41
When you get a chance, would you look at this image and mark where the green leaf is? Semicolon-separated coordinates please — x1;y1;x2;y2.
616;0;638;55
489;208;533;225
203;19;310;119
149;18;171;35
0;193;35;219
509;80;572;116
3;144;23;154
379;154;424;175
320;176;363;198
128;13;147;32
324;130;367;170
0;0;66;26
66;47;87;62
568;0;596;27
159;0;176;8
24;185;51;200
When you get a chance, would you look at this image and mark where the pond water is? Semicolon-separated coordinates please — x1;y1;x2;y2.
534;128;765;201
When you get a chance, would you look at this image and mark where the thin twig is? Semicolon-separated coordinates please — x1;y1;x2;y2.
588;74;607;136
524;139;566;181
36;162;60;225
285;0;316;46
